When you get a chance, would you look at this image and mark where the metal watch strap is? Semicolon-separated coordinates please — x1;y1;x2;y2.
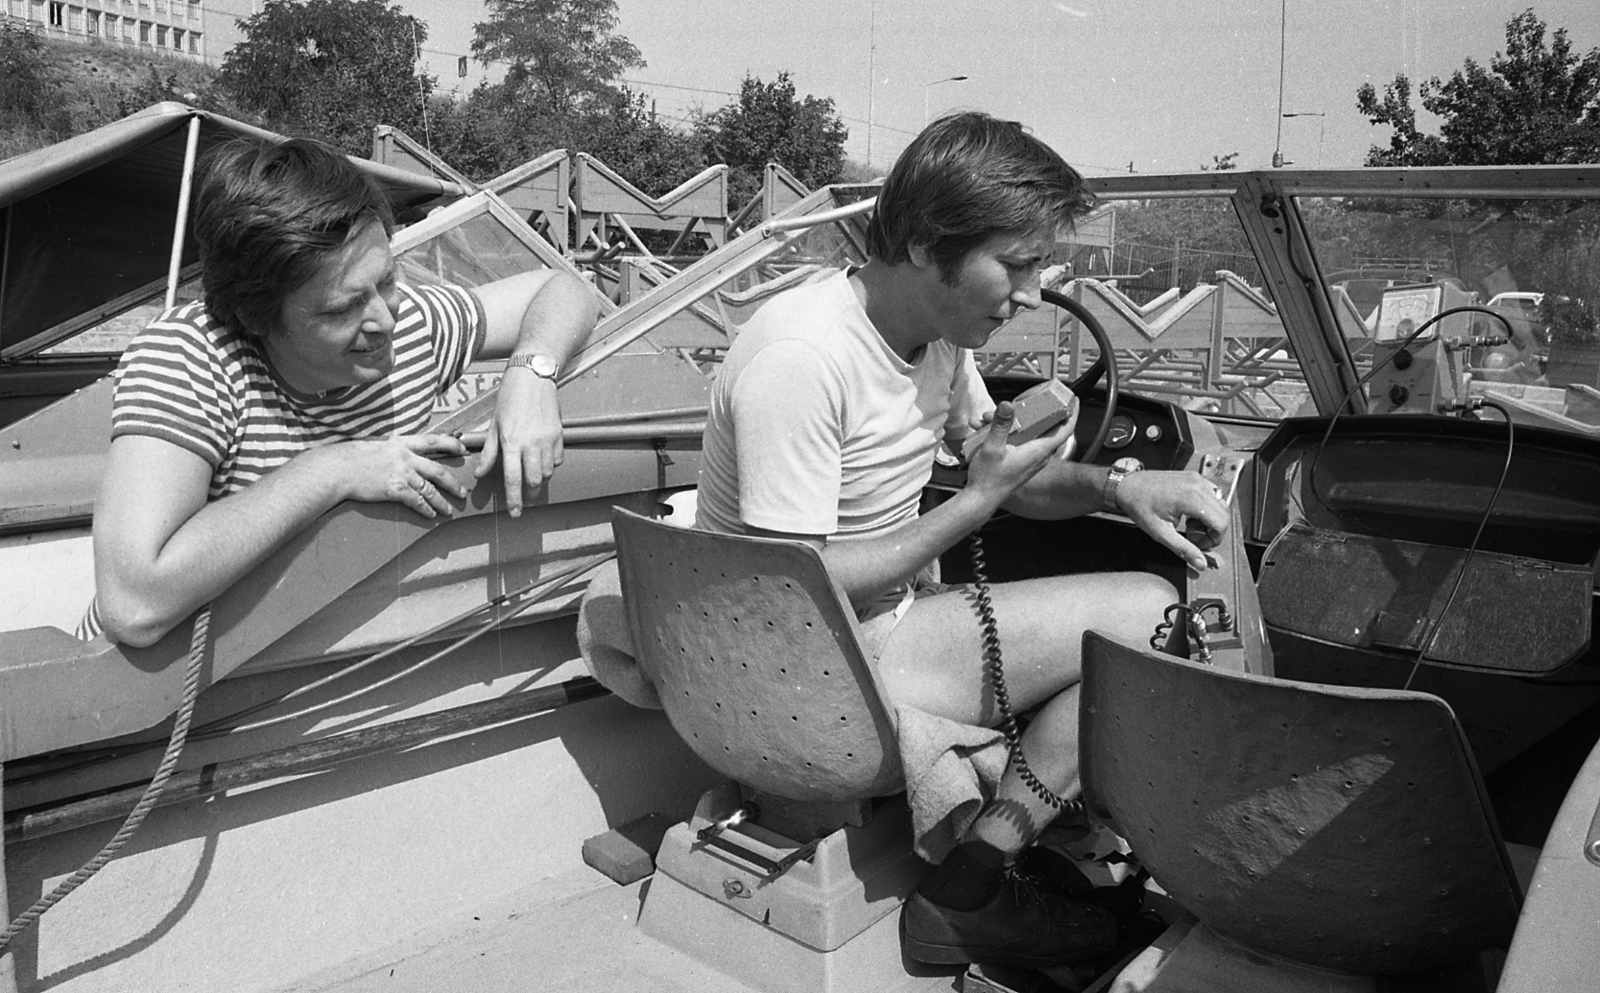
506;352;559;380
1102;466;1131;513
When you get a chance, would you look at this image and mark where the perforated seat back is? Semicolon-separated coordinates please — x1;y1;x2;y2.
1079;632;1521;975
613;509;902;802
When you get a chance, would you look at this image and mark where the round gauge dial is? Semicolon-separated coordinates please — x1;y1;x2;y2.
1104;413;1137;450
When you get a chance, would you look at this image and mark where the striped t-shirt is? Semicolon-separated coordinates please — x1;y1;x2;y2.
77;282;483;640
110;282;484;498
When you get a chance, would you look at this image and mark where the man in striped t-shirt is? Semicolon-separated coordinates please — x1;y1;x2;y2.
85;137;600;647
110;282;485;500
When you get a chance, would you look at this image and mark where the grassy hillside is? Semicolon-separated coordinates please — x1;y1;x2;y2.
1;23;224;161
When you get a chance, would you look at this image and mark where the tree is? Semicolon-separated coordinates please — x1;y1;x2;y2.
570;88;705;195
220;0;433;157
0;22;70;154
472;0;644;117
696;72;849;207
1353;12;1600;347
1357;10;1600;166
1;23;224;159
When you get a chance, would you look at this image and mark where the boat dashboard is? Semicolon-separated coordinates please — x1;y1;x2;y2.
934;378;1212;604
1254;415;1600;566
1250;414;1600;678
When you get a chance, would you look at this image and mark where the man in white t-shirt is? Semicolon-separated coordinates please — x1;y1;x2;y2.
696;113;1230;970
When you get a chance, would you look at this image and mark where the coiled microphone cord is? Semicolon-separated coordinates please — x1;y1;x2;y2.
968;532;1083;816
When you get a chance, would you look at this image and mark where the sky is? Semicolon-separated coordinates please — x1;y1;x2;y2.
397;0;1600;176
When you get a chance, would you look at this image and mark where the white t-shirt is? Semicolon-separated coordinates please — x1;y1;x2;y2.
696;268;994;539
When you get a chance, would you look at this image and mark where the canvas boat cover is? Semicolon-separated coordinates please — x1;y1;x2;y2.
0;102;465;360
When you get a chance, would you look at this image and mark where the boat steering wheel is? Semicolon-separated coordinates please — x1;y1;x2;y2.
1041;287;1119;465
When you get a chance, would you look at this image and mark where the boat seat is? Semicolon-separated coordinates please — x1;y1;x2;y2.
1079;631;1523;981
611;507;904;810
612;509;924;992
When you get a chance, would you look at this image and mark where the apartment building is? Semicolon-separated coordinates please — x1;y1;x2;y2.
2;0;255;65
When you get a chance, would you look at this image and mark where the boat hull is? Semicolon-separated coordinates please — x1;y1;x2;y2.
4;619;727;993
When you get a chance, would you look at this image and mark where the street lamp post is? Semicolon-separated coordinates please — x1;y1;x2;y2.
866;0;877;167
1282;111;1326;167
1272;0;1287;166
924;74;970;125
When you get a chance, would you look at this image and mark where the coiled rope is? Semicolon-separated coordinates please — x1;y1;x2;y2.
1;605;212;954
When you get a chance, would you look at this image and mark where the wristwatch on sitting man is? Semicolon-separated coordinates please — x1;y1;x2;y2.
506;352;560;381
1101;457;1143;514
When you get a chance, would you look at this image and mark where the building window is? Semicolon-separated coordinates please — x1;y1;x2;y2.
172;26;182;49
122;14;132;39
47;0;62;26
86;8;98;32
137;18;147;42
186;0;194;18
153;22;163;44
151;0;161;13
68;4;82;31
187;29;197;51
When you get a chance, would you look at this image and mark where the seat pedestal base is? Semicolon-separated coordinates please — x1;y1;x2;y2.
639;784;942;993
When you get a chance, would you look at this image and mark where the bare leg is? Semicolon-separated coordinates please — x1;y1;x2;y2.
875;570;1176;855
969;683;1082;852
894;571;1173;968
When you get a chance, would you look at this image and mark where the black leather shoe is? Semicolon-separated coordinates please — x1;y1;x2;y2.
901;870;1119;968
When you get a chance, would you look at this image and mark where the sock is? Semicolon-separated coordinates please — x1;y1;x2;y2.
917;839;1011;911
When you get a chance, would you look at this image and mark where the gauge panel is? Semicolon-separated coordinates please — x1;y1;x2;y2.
1104;414;1137;450
985;377;1195;472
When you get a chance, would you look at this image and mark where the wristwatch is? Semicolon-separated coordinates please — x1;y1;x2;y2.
1102;457;1144;513
506;352;560;380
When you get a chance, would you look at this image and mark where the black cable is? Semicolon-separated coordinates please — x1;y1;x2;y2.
1305;305;1515;531
967;532;1082;815
1401;398;1516;691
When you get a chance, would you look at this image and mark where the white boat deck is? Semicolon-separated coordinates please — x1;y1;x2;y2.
285;865;962;993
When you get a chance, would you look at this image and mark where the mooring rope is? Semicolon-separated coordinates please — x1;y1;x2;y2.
1;605;212;954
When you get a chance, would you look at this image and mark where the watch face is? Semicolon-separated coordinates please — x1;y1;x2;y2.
512;353;558;377
1112;456;1145;474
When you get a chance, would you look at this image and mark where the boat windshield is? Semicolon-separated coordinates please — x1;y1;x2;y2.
1300;191;1600;437
1066;177;1600;442
1049;193;1303;422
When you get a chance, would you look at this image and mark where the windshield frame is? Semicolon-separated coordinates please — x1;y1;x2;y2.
1086;165;1600;418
